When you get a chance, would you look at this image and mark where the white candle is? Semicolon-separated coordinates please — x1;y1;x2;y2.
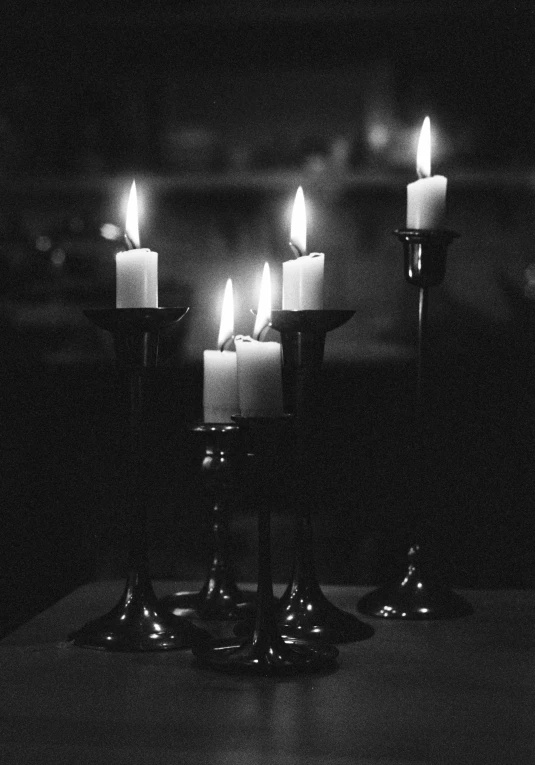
116;181;158;307
406;117;447;230
235;337;284;418
203;278;239;423
203;351;239;423
283;187;324;309
283;253;324;309
235;265;284;417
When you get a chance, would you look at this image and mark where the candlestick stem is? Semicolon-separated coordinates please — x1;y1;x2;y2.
357;230;473;620
160;423;255;621
70;308;209;650
264;310;373;643
192;416;338;675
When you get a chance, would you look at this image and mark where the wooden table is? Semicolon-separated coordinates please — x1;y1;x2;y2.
1;581;533;764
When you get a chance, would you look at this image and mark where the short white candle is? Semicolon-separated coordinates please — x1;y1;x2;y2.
203;278;239;423
283;187;324;309
406;117;447;230
235;336;284;418
116;181;158;308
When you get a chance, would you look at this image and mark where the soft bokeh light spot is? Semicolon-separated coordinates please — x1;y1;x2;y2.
100;223;122;241
35;235;52;252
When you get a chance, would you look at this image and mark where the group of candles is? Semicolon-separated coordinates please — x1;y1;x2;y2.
115;117;447;422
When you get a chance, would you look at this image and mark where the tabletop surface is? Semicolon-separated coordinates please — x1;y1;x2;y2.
1;581;533;765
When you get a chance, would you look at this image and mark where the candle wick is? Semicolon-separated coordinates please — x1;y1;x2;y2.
124;233;135;250
289;242;304;259
254;325;270;342
219;336;234;352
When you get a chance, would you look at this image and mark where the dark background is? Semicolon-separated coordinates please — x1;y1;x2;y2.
1;1;535;634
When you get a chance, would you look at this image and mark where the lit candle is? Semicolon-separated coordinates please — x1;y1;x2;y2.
116;181;158;307
235;263;284;418
203;278;240;423
283;187;324;310
406;117;447;230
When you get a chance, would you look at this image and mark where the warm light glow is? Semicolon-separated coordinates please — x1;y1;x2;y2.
217;278;235;351
125;180;140;248
416;117;431;179
290;186;306;257
253;262;271;340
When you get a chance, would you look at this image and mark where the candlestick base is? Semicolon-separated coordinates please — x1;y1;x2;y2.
276;578;375;643
160;423;255;621
192;635;338;676
193;416;338;676
357;545;473;620
70;573;210;651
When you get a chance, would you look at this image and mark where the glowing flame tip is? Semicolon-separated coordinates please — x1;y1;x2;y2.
217;278;235;351
253;263;272;341
416;117;431;179
290;186;306;257
125;180;140;249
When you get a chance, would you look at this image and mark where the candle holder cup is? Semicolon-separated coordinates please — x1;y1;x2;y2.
357;229;473;620
192;416;339;676
266;310;374;644
159;422;255;621
70;308;209;650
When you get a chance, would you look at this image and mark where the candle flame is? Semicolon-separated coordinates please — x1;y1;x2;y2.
125;180;140;249
416;117;431;179
290;186;306;257
253;262;271;341
217;278;235;351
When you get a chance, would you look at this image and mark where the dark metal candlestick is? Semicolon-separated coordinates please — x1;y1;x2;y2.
192;417;339;675
358;229;473;620
70;307;208;650
268;310;374;644
159;422;255;620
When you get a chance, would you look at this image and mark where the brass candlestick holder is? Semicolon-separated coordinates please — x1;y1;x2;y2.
269;309;374;643
192;416;338;676
358;229;473;619
70;308;209;650
159;422;255;620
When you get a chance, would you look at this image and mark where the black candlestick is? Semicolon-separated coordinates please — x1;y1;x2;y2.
267;310;374;643
192;416;339;676
70;308;209;650
159;422;255;621
357;230;473;620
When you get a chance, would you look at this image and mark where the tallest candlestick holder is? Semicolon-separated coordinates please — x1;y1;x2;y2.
269;309;374;643
358;229;473;620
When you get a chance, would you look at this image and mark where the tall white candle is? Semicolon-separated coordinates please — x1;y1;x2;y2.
406;117;447;230
235;264;284;417
116;181;158;308
203;278;239;423
235;337;284;418
283;187;324;309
